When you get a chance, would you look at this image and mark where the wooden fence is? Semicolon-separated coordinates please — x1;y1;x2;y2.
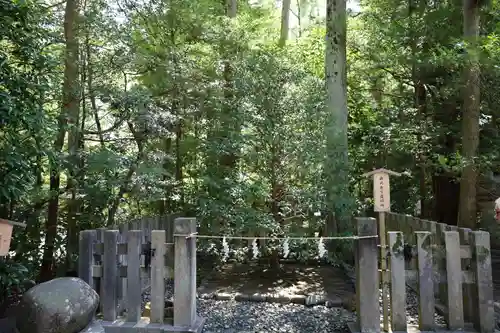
350;217;495;333
78;217;205;332
386;213;480;321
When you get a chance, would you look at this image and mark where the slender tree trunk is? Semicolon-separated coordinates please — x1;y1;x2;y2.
279;0;291;46
458;0;480;228
220;0;238;174
175;115;184;211
296;0;302;37
39;0;79;282
158;135;172;215
66;1;85;270
226;0;236;17
107;122;145;226
409;0;429;218
325;0;350;235
107;74;145;226
86;32;105;147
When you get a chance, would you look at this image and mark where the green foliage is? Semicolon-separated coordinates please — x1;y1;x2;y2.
0;260;30;299
0;0;499;272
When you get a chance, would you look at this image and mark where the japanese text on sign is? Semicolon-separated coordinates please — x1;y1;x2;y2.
373;172;390;212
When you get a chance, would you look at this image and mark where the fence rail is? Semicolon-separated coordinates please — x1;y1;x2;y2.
79;217;204;332
386;212;479;322
350;216;495;333
78;213;495;333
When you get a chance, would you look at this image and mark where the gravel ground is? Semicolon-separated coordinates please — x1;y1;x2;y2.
401;285;446;327
198;300;353;333
137;281;459;333
197;285;444;333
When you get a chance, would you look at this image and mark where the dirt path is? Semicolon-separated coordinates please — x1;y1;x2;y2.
197;262;356;309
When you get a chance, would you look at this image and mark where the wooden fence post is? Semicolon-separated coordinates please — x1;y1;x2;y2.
355;217;379;333
78;230;96;288
388;231;406;332
166;215;174;273
102;230;119;321
126;230;143;322
151;230;166;324
471;231;494;333
117;225;127;315
174;218;197;327
415;231;434;331
435;223;448;302
444;230;464;329
95;228;105;313
460;227;476;322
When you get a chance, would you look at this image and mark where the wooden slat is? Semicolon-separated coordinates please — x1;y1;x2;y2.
383;269;476;284
93;241;173;255
102;230;119;321
355;217;380;333
405;245;472;270
471;231;495;333
445;231;464;329
416;231;434;330
91;264;172;279
388;232;406;332
127;230;142;322
151;230;166;323
78;230;96;288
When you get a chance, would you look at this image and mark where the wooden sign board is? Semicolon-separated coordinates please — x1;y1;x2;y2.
0;222;13;256
373;172;390;212
362;168;402;213
0;219;26;256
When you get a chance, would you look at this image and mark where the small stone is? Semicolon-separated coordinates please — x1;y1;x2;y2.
215;293;232;301
234;293;250;302
290;295;306;305
325;296;343;308
199;293;215;300
248;293;266;302
305;295;326;306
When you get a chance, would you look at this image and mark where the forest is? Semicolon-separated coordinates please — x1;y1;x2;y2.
0;0;499;288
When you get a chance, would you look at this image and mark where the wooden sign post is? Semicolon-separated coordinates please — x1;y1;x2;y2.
0;219;27;257
362;168;401;332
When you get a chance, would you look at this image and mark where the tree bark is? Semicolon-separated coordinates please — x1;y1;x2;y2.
325;0;350;235
279;0;291;46
458;0;480;228
39;0;79;282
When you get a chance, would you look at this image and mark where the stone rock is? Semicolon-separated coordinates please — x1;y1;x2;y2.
305;294;326;306
22;280;36;291
214;293;232;301
234;293;250;302
15;277;99;333
290;295;306;305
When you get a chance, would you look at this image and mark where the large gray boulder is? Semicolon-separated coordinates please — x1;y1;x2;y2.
15;277;99;333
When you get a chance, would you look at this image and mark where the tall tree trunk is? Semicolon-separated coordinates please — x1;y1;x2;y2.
226;0;236;17
324;0;350;235
39;0;79;282
279;0;291;46
296;0;302;38
107;74;145;226
220;0;238;174
66;0;86;270
409;0;429;218
86;30;105;147
458;0;480;228
107;122;145;226
175;114;184;211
